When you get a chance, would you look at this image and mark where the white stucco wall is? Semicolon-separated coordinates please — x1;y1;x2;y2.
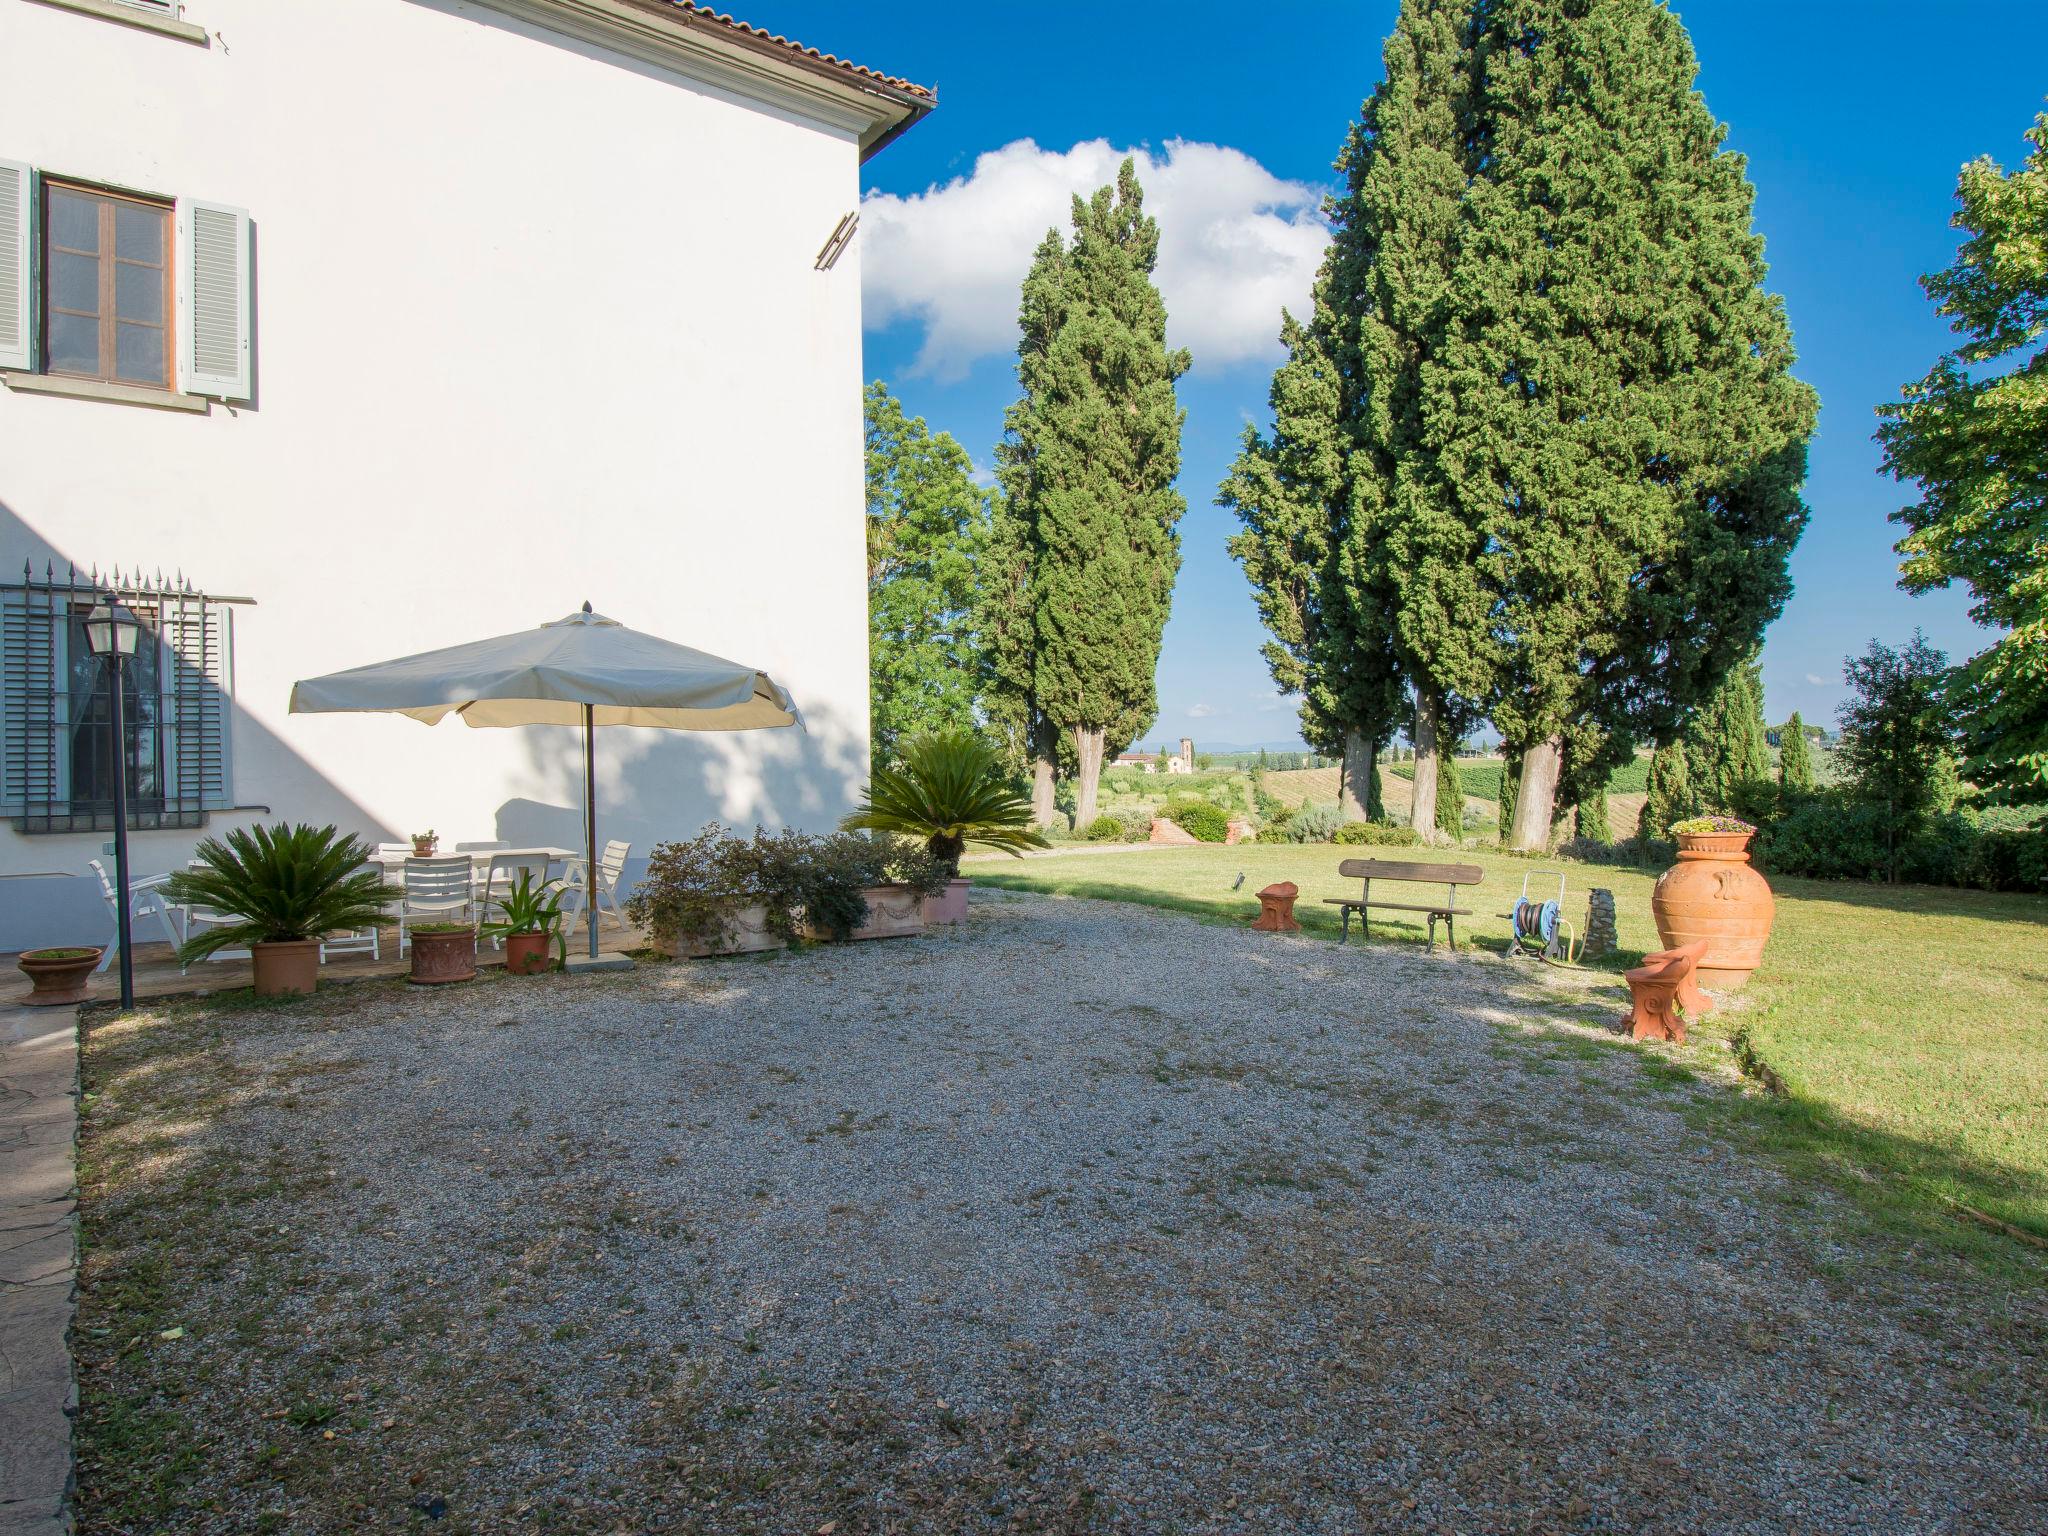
0;0;877;947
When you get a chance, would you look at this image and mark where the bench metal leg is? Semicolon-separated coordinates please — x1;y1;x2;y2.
1340;907;1351;944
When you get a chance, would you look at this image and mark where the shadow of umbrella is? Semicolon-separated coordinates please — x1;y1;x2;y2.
288;603;801;961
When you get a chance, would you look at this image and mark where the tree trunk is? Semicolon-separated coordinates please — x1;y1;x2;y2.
1340;728;1375;822
1073;725;1106;829
1030;747;1058;828
1409;695;1440;838
1508;734;1563;851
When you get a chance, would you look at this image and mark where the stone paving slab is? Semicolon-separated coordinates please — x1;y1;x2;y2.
0;1005;76;1535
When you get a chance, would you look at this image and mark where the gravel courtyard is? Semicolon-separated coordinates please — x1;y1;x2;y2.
77;892;2046;1534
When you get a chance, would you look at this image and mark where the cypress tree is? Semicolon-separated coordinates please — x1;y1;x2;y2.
1496;753;1520;844
1573;786;1612;845
1024;161;1190;830
1642;739;1693;839
1435;749;1464;838
989;230;1070;823
1431;0;1817;849
1779;710;1815;791
1683;653;1771;811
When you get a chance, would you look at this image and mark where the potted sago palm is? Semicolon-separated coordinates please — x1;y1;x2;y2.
167;824;395;997
840;731;1048;924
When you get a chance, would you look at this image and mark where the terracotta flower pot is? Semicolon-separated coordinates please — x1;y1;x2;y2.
662;901;785;958
412;837;438;857
921;878;970;925
252;939;321;998
1651;831;1775;990
409;927;477;985
18;947;104;1006
503;931;553;975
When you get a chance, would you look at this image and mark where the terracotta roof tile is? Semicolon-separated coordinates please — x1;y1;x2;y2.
650;3;936;101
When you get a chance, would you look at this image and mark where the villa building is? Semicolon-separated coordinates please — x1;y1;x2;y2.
0;0;931;947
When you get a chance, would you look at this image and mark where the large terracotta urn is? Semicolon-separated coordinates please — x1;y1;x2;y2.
1650;828;1774;990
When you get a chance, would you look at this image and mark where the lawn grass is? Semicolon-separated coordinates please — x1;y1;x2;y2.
972;843;2048;1275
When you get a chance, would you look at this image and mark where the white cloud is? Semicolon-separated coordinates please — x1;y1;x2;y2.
1804;673;1826;686
862;138;1330;382
1187;702;1218;719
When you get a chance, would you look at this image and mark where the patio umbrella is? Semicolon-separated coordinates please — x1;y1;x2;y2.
289;604;801;960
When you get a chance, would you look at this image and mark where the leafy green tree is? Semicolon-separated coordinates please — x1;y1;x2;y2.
1431;0;1817;848
1682;653;1771;812
1838;632;1956;881
864;383;989;772
1002;162;1189;830
1778;710;1815;791
1877;108;2048;808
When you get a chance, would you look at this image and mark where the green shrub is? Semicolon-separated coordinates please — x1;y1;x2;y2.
1285;802;1343;843
1083;814;1124;842
1113;806;1156;841
1166;800;1231;843
1333;820;1422;847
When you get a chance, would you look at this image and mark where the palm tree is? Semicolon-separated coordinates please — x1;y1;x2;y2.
842;731;1048;876
166;823;395;964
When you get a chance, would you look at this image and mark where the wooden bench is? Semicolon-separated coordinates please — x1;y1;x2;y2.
1324;857;1485;952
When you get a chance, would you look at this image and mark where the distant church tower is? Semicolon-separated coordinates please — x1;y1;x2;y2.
1179;737;1194;772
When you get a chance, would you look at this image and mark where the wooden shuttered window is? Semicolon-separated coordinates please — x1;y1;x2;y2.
2;569;236;833
0;159;31;372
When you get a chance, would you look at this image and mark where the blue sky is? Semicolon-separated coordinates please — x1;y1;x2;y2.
769;0;2048;750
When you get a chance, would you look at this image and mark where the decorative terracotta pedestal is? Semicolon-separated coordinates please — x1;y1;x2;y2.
1251;882;1300;932
1650;830;1775;989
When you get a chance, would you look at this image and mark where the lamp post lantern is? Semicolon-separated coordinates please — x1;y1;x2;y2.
83;601;141;1011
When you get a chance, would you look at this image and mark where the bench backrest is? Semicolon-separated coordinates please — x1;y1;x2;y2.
1338;857;1485;887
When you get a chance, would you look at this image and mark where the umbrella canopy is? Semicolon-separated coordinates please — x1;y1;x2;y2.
289;605;799;731
290;605;801;960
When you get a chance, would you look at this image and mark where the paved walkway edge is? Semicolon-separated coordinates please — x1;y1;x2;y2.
0;1003;78;1536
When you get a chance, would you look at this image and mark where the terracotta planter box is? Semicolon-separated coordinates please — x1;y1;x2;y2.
18;947;103;1006
252;939;320;998
662;901;786;958
503;931;553;975
409;928;477;985
801;885;928;942
1651;831;1774;990
921;878;970;925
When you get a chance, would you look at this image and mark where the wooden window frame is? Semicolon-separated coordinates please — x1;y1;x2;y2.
40;178;175;390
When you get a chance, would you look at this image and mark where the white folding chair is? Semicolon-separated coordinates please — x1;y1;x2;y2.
319;858;389;964
562;839;631;931
178;860;252;974
86;858;184;974
398;856;474;955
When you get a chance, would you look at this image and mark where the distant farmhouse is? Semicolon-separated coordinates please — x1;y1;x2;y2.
1114;737;1195;775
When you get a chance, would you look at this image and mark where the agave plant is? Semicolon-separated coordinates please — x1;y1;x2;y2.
841;731;1048;877
166;824;395;964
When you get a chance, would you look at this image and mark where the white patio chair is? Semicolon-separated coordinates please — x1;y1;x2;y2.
319;857;389;964
374;842;412;862
561;839;631;931
454;840;509;852
398;856;475;955
178;860;252;974
86;858;185;974
477;852;553;947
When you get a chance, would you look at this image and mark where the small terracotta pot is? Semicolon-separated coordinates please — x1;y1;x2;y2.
662;901;785;958
503;931;552;976
412;837;438;857
921;878;970;926
409;928;477;985
18;947;104;1006
252;939;321;998
1651;831;1774;990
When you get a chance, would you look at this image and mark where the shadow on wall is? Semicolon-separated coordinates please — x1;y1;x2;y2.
0;498;393;951
495;700;869;892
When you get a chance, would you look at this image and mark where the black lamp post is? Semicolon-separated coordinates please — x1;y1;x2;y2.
83;600;141;1011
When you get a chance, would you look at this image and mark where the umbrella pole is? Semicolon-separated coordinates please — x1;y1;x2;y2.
583;702;598;959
